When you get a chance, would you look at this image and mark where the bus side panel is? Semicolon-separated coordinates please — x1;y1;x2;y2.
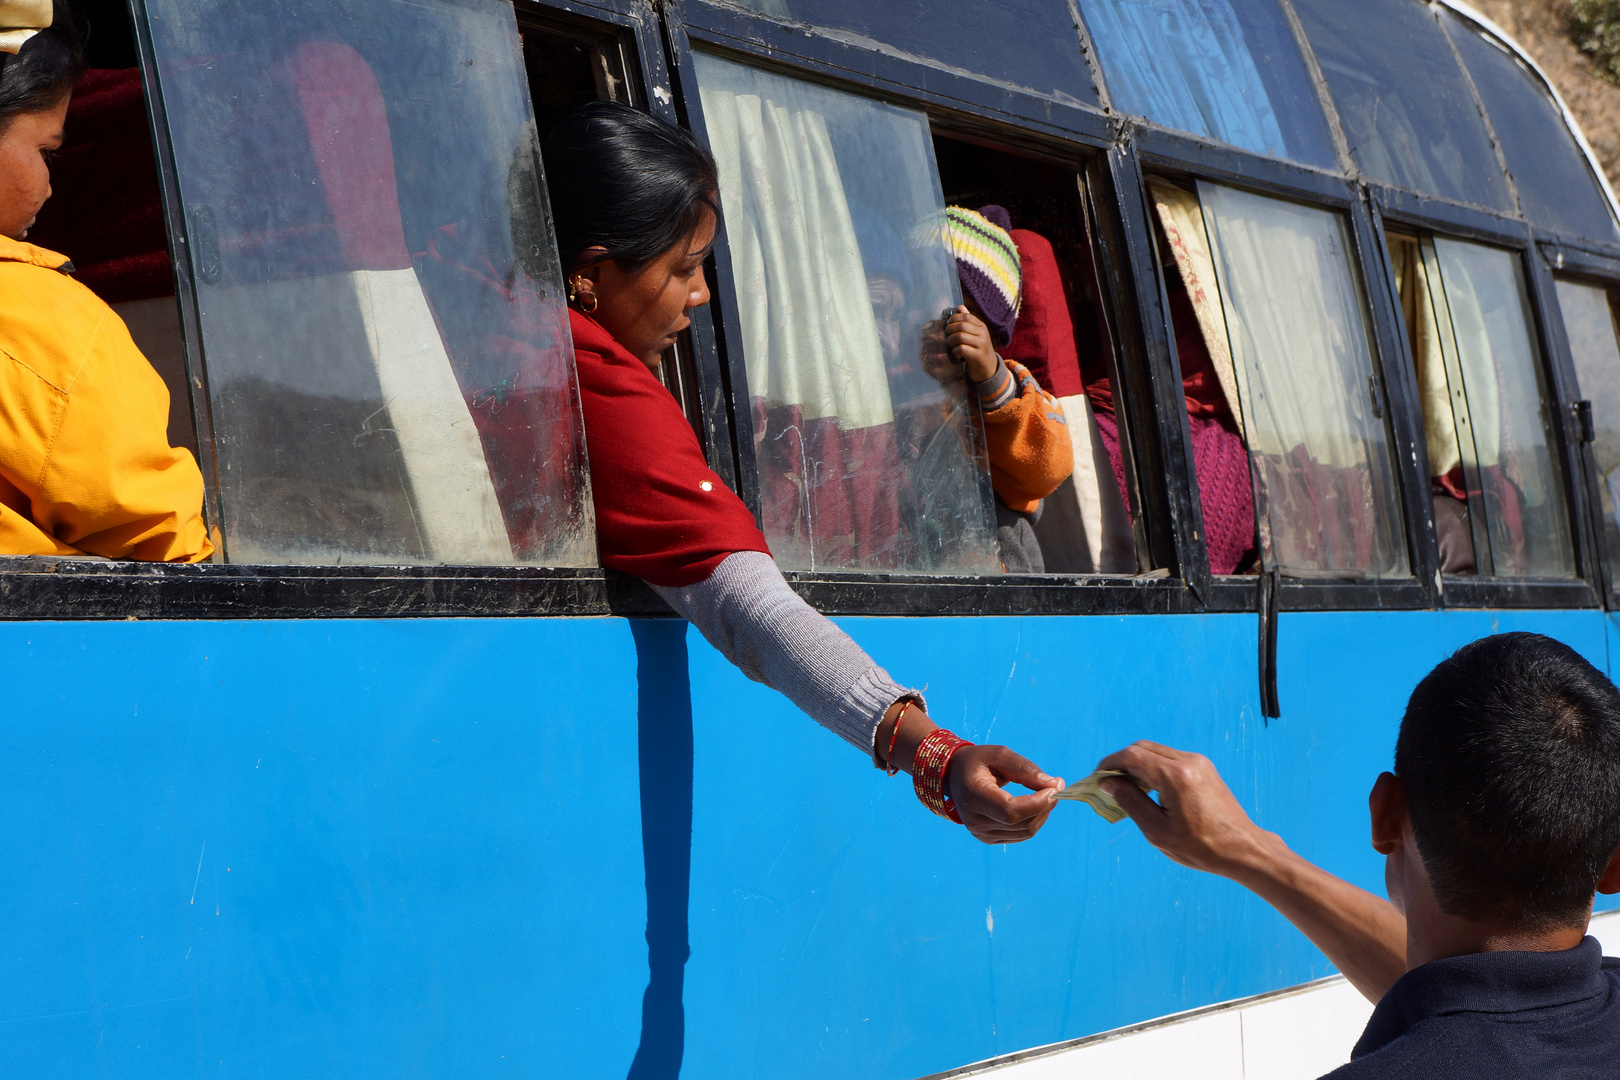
0;618;648;1079
679;609;1609;1079
2;610;1609;1079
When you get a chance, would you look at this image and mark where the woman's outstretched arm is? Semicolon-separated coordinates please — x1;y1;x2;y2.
651;550;1063;842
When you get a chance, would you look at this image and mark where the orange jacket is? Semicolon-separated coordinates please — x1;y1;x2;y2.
975;355;1073;514
0;237;212;561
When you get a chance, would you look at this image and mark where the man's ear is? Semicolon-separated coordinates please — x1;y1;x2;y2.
1598;847;1620;895
1369;772;1406;856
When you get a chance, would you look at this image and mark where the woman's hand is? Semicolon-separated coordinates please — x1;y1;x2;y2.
947;745;1064;843
878;700;1064;844
944;305;999;383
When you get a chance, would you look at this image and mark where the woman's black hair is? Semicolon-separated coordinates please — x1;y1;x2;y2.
541;100;719;274
0;1;85;129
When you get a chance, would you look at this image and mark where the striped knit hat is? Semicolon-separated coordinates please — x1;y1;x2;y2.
945;204;1021;346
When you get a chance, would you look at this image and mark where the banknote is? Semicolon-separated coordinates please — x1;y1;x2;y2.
1053;770;1151;824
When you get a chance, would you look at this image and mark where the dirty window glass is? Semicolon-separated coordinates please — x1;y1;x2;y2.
1078;0;1336;168
694;53;1000;574
1410;237;1575;577
140;0;593;565
1195;183;1408;578
712;0;1099;109
1443;12;1620;245
1292;0;1512;211
1557;278;1620;581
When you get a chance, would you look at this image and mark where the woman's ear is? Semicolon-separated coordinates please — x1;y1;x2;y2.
1598;847;1620;895
572;247;612;286
1369;772;1406;856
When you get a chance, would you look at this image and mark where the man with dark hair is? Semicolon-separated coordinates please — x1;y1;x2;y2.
1098;632;1620;1078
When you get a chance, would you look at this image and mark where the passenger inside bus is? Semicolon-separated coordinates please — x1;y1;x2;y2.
0;2;212;562
540;101;1064;842
932;135;1137;574
939;204;1073;574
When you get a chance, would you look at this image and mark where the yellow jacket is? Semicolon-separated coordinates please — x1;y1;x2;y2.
0;237;213;561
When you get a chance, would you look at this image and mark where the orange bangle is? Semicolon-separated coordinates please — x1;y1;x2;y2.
883;699;913;776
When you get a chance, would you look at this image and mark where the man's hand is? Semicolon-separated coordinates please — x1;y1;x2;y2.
948;745;1063;844
1097;740;1408;1003
1096;741;1274;877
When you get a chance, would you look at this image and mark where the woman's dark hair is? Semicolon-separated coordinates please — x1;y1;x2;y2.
0;0;84;129
541;100;718;274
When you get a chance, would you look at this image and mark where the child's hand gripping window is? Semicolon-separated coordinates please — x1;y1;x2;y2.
944;303;999;383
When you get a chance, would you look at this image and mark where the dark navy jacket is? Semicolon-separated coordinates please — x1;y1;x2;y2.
1323;938;1620;1078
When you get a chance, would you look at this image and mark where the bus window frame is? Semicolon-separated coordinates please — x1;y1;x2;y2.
1133;162;1434;615
664;18;1212;609
4;0;1615;621
1537;255;1620;609
670;0;1116;148
1370;196;1604;610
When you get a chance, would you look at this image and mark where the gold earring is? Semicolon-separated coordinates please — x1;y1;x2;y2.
569;276;598;314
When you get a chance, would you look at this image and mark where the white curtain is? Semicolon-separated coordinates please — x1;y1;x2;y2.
1196;181;1407;577
1198;183;1375;470
697;59;894;431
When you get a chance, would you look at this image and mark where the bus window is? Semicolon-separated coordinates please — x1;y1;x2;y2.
713;0;1099;109
1386;233;1575;578
520;18;634;132
1076;0;1336;169
1292;0;1512;212
1152;180;1408;579
1442;12;1620;246
1146;179;1257;575
931;136;1136;575
1556;278;1620;580
138;0;593;567
693;53;999;575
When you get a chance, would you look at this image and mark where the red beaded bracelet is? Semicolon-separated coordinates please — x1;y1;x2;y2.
883;699;913;777
912;728;972;824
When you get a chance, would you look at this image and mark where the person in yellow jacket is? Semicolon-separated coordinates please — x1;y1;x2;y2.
0;0;211;561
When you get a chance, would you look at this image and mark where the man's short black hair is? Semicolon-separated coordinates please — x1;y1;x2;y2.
1397;632;1620;930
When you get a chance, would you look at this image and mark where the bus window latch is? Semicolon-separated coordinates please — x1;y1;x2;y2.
1575;400;1595;445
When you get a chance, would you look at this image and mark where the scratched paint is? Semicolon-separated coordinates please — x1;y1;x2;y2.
0;609;1611;1078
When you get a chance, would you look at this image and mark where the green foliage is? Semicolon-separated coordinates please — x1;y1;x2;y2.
1571;0;1620;83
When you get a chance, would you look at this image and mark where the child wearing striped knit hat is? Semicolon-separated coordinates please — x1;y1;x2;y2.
942;205;1074;574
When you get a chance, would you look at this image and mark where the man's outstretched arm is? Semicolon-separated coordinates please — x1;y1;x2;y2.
1098;741;1407;1003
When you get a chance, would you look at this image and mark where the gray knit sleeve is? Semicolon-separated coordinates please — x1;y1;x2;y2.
648;550;920;758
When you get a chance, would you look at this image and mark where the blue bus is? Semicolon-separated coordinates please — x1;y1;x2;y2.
7;0;1620;1076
